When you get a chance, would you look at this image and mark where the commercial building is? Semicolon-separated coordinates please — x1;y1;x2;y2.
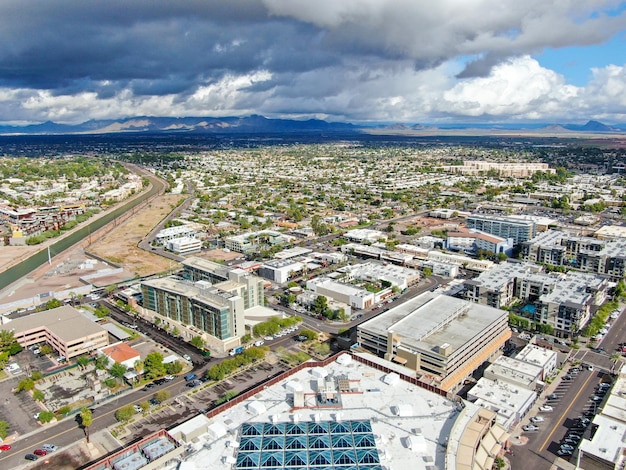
167;236;202;254
155;225;196;244
466;214;536;244
467;377;537;429
306;277;375;310
357;292;511;393
121;353;509;470
224;230;293;254
445;160;555;178
0;306;108;359
483;356;543;391
258;259;304;284
514;344;557;380
338;261;421;291
445;229;514;256
343;228;387;244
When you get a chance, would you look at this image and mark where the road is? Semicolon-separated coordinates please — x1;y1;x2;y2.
509;305;625;468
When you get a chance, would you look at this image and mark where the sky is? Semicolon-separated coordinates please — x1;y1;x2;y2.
0;0;625;126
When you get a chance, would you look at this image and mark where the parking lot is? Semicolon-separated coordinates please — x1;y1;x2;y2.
510;364;613;468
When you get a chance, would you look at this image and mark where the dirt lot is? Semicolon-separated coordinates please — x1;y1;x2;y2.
88;194;182;277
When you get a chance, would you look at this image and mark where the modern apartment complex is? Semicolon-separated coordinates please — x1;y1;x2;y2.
357;292;511;393
141;257;265;352
520;230;626;281
466;214;536;244
464;262;609;338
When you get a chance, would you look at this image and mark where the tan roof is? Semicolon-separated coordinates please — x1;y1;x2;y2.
0;305;106;342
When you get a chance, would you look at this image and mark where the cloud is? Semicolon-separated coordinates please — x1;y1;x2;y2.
0;0;625;123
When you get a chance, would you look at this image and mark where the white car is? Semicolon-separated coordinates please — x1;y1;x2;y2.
254;340;265;347
264;336;274;341
539;405;553;412
42;444;58;452
182;354;192;362
530;416;544;423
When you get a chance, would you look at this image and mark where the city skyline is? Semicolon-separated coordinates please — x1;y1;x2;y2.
0;1;625;126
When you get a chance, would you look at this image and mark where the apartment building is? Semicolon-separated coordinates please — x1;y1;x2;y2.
357;292;511;393
466;214;536;244
465;262;608;337
141;257;265;352
520;230;626;281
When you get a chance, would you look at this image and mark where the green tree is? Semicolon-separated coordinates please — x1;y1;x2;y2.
241;334;252;344
144;352;166;379
31;370;44;381
57;405;71;416
134;359;144;376
38;411;55;424
110;362;128;382
190;336;205;349
94;355;109;370
165;360;183;375
0;420;9;439
299;329;318;341
115;405;135;422
76;355;90;369
45;298;63;310
140;401;150;411
311;295;329;317
154;390;171;403
0;330;16;351
39;344;53;355
79;408;93;442
15;378;35;393
33;389;45;401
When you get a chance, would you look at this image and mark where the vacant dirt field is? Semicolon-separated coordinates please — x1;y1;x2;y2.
88;194;183;277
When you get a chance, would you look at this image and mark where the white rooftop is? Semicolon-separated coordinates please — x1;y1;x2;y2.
579;413;626;465
167;355;462;470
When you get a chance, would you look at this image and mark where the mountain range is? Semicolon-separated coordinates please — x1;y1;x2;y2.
0;115;624;136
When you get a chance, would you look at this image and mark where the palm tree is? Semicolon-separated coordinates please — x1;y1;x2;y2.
79;408;93;443
610;353;623;374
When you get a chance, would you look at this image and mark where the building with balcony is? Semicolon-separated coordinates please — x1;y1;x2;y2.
466;214;535;245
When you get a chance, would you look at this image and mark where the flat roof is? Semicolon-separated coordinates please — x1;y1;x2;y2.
515;344;557;369
485;356;542;387
167;356;461;470
579;414;626;464
0;305;106;342
359;292;506;352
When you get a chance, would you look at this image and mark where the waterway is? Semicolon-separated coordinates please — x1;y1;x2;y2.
0;173;165;291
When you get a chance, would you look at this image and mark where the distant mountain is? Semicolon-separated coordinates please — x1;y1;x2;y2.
562;120;622;132
0;116;624;136
0;115;358;136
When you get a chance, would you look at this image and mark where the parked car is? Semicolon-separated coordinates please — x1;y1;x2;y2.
0;444;11;451
164;375;175;381
25;454;39;461
547;393;559;400
557;449;573;457
133;405;143;413
530;416;544;423
522;424;539;431
33;449;48;456
183;354;192;362
42;444;58;452
184;373;197;382
154;378;166;385
539;405;553;412
560;444;575;451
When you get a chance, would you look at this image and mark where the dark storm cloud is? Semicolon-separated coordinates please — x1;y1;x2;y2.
0;0;625;124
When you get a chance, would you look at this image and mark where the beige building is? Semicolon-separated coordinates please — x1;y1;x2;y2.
0;306;108;359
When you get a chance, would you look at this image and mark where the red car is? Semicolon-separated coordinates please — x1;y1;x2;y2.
0;444;11;451
33;449;48;456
